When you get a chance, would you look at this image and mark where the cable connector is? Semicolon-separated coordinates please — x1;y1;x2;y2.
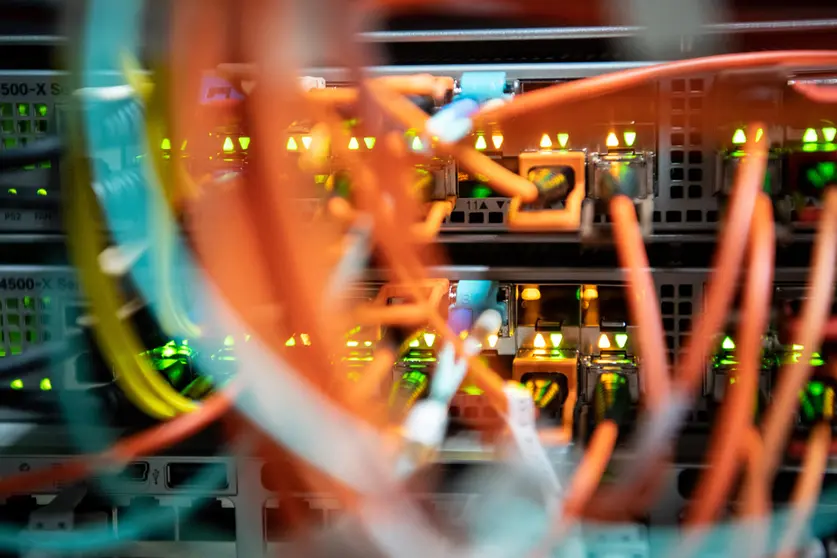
425;98;479;144
455;72;514;104
428;342;470;403
503;382;562;501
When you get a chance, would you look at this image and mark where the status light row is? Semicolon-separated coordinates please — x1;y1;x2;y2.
162;129;640;155
803;127;837;143
532;331;628;350
731;127;836;145
472;131;638;151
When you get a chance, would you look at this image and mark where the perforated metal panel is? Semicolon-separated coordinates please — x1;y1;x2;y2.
0;100;53;149
0;268;80;359
652;274;703;361
653;76;719;230
0;292;53;356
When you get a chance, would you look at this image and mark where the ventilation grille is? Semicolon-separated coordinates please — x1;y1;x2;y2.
657;281;698;361
0;101;52;151
0;294;54;357
656;77;718;228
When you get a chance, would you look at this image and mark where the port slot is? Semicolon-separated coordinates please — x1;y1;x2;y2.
0;496;40;531
260;462;312;493
264;500;324;542
516;284;581;330
179;498;236;541
116;497;176;541
264;507;289;542
119;462;149;483
166;462;229;490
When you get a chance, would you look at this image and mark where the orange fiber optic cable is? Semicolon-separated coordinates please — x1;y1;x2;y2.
685;194;775;526
673;126;767;395
775;423;831;558
791;82;837;103
0;384;239;495
478;51;837;124
609;195;671;410
761;188;837;478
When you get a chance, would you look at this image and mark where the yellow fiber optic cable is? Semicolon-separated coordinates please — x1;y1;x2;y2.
66;60;202;418
123;53;203;339
67;160;196;418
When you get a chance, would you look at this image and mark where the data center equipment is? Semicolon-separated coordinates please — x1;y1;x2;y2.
3;1;837;557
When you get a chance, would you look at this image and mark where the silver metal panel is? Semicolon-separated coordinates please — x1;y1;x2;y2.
6;18;837;46
0;456;236;496
652;75;719;231
305;61;660;81
360;19;837;43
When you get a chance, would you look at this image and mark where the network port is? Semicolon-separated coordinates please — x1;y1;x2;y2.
513;284;580;427
166;462;229;491
577;286;639;429
783;147;837;222
508;150;587;231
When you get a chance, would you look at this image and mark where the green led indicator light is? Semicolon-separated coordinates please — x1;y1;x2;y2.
806;162;837;189
732;129;747;145
471;184;493;199
803;128;819;143
411;136;424;151
363;137;376;150
36;104;47;117
17;104;27;117
823;127;837;143
36;188;47;196
557;133;570;148
461;385;483;395
10;379;23;390
224;335;235;347
238;136;251;150
475;135;487;150
223;137;235;153
809;381;825;396
550;333;563;347
615;333;629;348
160;138;171;150
7;188;17;195
40;378;52;391
623;131;637;147
721;336;735;350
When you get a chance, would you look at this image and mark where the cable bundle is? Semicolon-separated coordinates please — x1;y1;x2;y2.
1;0;837;555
